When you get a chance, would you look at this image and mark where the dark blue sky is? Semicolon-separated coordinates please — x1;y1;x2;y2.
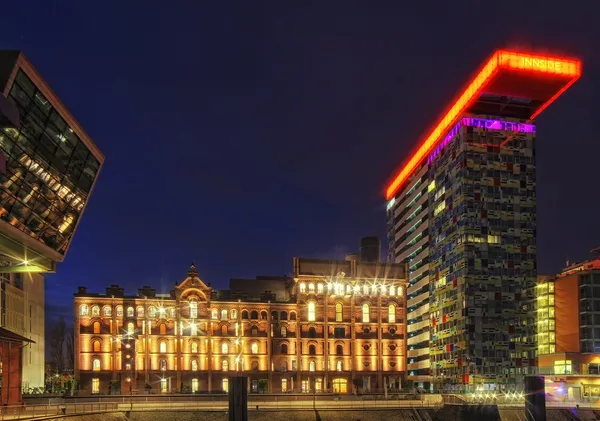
0;1;599;327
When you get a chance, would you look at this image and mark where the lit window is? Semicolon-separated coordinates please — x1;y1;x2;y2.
554;360;573;375
127;322;134;335
159;323;166;335
137;307;144;318
127;307;134;317
281;326;287;338
92;378;100;394
371;284;378;295
93;341;101;352
309;283;315;293
80;305;89;316
317;284;323;293
159;342;167;353
428;180;436;192
161;377;167;392
337;360;343;371
346;284;351;295
211;309;218;320
389;286;396;296
222;360;229;372
221;325;228;335
221;309;228;320
362;303;370;323
397;287;403;297
281;378;288;392
309;361;316;372
251;342;258;354
299;283;306;293
334;283;344;295
148;307;155;318
222;377;229;391
307;302;316;322
91;306;100;316
191;360;198;371
230;309;237;320
92;359;100;371
160;359;167;371
335;303;343;322
363;285;369;295
93;322;101;334
189;301;198;319
116;306;123;317
381;285;387;295
191;342;199;353
103;306;112;316
190;323;197;335
222;342;229;354
192;378;199;393
388;304;396;323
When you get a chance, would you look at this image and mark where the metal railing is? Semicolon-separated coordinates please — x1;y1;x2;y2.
0;402;119;420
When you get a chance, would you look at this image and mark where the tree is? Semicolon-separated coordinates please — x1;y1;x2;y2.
65;330;74;371
49;316;66;373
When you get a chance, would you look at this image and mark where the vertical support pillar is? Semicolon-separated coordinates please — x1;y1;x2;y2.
229;376;248;421
525;376;546;421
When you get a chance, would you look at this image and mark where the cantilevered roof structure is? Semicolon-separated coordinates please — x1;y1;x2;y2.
385;50;582;200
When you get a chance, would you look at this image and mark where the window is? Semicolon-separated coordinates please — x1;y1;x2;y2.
160;359;167;371
222;359;229;372
333;378;347;393
335;303;343;322
127;322;134;335
116;306;123;317
334;327;345;338
317;284;323;293
282;361;289;371
161;378;167;392
103;306;111;317
242;310;249;319
309;327;316;338
222;342;229;354
250;311;258;320
397;287;403;296
190;301;198;318
92;359;100;371
211;309;218;320
309;283;315;293
159;341;167;353
191;360;198;371
272;311;278;320
221;309;228;320
334;283;344;295
388;304;396;323
148;307;155;318
230;309;237;320
190;323;197;335
80;305;89;316
362;303;370;323
91;306;100;316
281;311;288;320
390;286;396;296
307;302;316;322
260;311;267;320
336;360;343;371
309;344;316;355
554;360;573;375
363;285;369;295
127;307;134;317
137;307;144;317
159;323;166;335
346;284;351;295
251;326;258;336
290;312;296;321
281;344;288;354
309;360;316;372
93;321;101;334
336;345;343;356
93;341;101;352
281;378;288;392
192;378;199;393
251;342;259;354
299;283;306;293
92;378;100;394
222;378;229;392
221;325;228;335
281;326;287;337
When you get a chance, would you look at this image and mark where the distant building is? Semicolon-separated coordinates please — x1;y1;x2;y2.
74;254;406;395
0;327;33;405
537;254;600;401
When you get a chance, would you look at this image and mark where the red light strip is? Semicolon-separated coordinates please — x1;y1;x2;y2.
385;50;581;200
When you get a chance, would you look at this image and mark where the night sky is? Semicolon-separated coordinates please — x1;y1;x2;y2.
0;1;599;330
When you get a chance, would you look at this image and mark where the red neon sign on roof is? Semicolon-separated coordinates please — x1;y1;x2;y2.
385;50;582;200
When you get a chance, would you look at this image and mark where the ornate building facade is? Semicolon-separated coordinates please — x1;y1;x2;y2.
74;257;406;395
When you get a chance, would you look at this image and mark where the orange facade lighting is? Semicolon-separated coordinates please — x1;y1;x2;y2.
385;50;581;200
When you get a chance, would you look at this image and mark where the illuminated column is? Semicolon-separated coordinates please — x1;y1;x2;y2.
377;293;383;390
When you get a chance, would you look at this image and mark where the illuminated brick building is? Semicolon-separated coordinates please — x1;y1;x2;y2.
74;255;406;395
385;50;581;390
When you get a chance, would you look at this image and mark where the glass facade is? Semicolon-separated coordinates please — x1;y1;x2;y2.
0;70;100;254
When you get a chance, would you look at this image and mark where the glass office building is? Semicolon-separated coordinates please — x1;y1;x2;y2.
0;51;104;272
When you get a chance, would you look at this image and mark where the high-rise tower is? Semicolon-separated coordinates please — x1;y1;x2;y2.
385;50;581;391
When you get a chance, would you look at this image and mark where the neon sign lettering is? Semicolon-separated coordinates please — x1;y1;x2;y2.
520;57;562;72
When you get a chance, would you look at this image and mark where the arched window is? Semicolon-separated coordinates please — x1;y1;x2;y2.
307;302;316;322
211;309;218;320
159;341;167;353
190;323;197;335
335;303;343;322
148;306;156;318
250;310;258;320
280;311;287;320
91;305;100;316
309;344;316;355
189;301;198;318
230;309;237;320
93;321;101;334
309;327;316;338
251;360;258;371
299;283;306;293
191;342;199;353
221;325;228;335
334;283;344;295
159;323;166;335
397;287;403;296
271;311;278;320
260;311;267;320
317;283;324;294
251;342;258;354
222;342;229;354
242;310;249;320
281;326;287;338
80;305;89;316
336;360;343;371
346;284;351;295
251;326;258;336
169;308;176;318
221;309;228;320
137;307;144;317
160;359;167;371
191;360;198;371
281;344;288;354
362;303;370;323
308;283;315;293
363;285;369;295
222;359;229;371
388;304;396;323
92;359;100;371
103;306;111;317
290;312;296;321
309;360;316;372
127;307;134;317
116;306;123;317
336;344;343;356
282;361;288;371
93;340;101;352
389;285;396;296
381;285;387;295
127;322;134;335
